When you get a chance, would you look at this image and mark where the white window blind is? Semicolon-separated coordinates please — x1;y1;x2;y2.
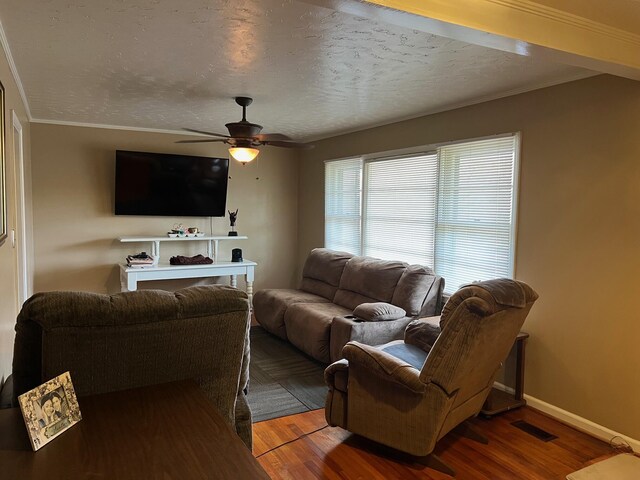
435;136;518;293
363;153;437;265
325;158;363;254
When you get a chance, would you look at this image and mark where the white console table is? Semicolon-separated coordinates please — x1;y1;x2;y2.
118;235;256;304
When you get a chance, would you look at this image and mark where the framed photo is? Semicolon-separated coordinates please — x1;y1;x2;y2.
18;372;82;451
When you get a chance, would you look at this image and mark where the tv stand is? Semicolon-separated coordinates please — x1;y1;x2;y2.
118;235;256;304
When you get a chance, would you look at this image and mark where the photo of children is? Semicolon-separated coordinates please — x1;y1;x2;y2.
18;372;82;451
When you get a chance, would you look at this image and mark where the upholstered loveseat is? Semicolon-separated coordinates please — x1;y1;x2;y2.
253;248;444;363
12;285;253;448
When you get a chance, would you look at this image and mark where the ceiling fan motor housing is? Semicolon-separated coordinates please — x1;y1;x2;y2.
225;121;263;139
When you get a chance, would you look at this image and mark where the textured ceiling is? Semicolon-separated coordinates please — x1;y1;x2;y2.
0;0;593;141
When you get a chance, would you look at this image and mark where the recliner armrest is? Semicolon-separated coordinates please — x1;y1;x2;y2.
404;316;441;352
324;358;349;391
342;341;426;393
329;315;414;363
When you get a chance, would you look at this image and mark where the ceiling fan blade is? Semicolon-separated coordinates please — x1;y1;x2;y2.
182;127;230;138
263;140;314;149
175;139;228;144
255;133;293;141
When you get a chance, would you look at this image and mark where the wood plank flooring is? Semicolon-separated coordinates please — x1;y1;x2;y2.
253;407;613;479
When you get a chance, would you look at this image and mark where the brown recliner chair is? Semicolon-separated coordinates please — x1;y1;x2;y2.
324;279;538;476
12;285;253;449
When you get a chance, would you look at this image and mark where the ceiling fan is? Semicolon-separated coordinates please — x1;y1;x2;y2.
177;97;312;163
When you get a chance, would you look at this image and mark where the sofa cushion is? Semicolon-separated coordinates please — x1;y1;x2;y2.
253;289;329;340
391;265;440;316
299;248;353;300
353;302;406;322
284;302;351;363
380;340;429;370
334;256;407;310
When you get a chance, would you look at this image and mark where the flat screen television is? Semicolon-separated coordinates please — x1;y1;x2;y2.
115;150;229;217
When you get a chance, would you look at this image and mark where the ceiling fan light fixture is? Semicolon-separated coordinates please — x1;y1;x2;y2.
229;146;260;164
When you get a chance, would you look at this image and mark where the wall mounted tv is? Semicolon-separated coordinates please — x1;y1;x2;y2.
115;150;229;217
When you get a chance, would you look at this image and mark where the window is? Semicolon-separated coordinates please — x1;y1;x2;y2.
325;158;362;254
325;135;519;293
363;153;438;265
435;136;518;292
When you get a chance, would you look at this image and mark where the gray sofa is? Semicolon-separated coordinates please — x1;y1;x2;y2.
254;248;444;363
12;285;253;448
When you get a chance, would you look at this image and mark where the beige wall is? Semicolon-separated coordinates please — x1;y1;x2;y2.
30;124;299;294
298;74;640;440
0;45;32;381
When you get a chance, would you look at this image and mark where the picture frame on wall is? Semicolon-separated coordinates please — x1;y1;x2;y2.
0;80;5;246
18;372;83;451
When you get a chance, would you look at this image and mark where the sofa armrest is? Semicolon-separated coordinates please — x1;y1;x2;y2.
352;302;406;322
342;341;425;393
404;316;441;352
330;315;414;363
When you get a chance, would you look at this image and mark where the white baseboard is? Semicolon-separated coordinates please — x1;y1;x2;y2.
524;394;640;453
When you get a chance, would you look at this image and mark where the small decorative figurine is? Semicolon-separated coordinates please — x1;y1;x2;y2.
228;209;238;237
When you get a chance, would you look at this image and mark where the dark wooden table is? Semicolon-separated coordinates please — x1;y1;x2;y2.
0;380;269;479
481;331;530;416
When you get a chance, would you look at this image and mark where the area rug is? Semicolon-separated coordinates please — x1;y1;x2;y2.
248;326;328;422
566;454;640;479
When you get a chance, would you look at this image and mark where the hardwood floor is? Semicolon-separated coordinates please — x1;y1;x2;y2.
253;407;613;479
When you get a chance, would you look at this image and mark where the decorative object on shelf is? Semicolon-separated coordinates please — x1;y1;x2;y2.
126;252;155;267
119;234;249;266
228;209;238;237
18;371;82;451
176;97;313;164
169;254;214;265
232;248;243;263
169;223;186;237
168;224;206;238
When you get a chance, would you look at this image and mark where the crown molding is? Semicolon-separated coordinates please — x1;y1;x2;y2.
0;15;32;120
306;70;597;143
370;0;640;46
33;70;595;143
30;118;208;137
303;0;640;79
483;0;640;45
